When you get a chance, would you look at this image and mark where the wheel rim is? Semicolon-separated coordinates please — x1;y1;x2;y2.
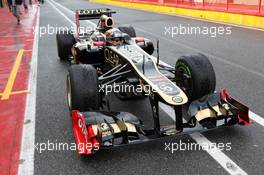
176;62;191;76
176;62;193;99
67;74;72;111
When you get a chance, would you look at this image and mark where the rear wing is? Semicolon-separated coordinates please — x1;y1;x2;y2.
75;8;116;35
76;8;116;20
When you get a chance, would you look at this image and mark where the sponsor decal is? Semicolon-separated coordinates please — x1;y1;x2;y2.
118;45;144;63
157;82;179;95
104;48;119;66
101;123;112;137
159;83;174;93
78;8;108;15
78;119;87;135
172;96;183;103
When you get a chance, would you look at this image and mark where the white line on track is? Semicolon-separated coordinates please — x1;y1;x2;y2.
49;0;96;28
159;103;247;175
47;0;76;27
189;132;247;175
249;111;264;127
18;6;40;175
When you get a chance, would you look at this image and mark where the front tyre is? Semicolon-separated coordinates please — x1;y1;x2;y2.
67;65;101;112
175;54;216;101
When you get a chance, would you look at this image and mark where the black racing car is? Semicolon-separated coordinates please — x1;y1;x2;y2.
56;8;251;155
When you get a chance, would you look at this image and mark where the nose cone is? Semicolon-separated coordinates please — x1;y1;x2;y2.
160;89;188;106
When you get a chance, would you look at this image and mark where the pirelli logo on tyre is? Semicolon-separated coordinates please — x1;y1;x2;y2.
172;96;183;103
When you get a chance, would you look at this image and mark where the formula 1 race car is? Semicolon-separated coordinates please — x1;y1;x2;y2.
56;8;251;155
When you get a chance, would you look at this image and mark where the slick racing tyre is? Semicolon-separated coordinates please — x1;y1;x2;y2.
56;30;75;60
67;65;101;111
118;25;136;37
175;54;216;101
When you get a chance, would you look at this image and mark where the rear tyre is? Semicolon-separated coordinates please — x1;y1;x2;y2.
175;54;216;101
118;25;136;37
56;30;75;60
67;65;101;112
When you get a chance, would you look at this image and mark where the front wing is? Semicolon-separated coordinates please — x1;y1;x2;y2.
71;89;251;155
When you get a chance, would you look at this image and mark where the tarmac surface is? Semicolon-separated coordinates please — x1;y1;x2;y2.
34;0;264;174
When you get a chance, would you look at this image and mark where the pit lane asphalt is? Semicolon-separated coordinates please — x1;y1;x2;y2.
35;0;264;174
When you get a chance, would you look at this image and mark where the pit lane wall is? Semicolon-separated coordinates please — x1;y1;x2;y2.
89;0;264;29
